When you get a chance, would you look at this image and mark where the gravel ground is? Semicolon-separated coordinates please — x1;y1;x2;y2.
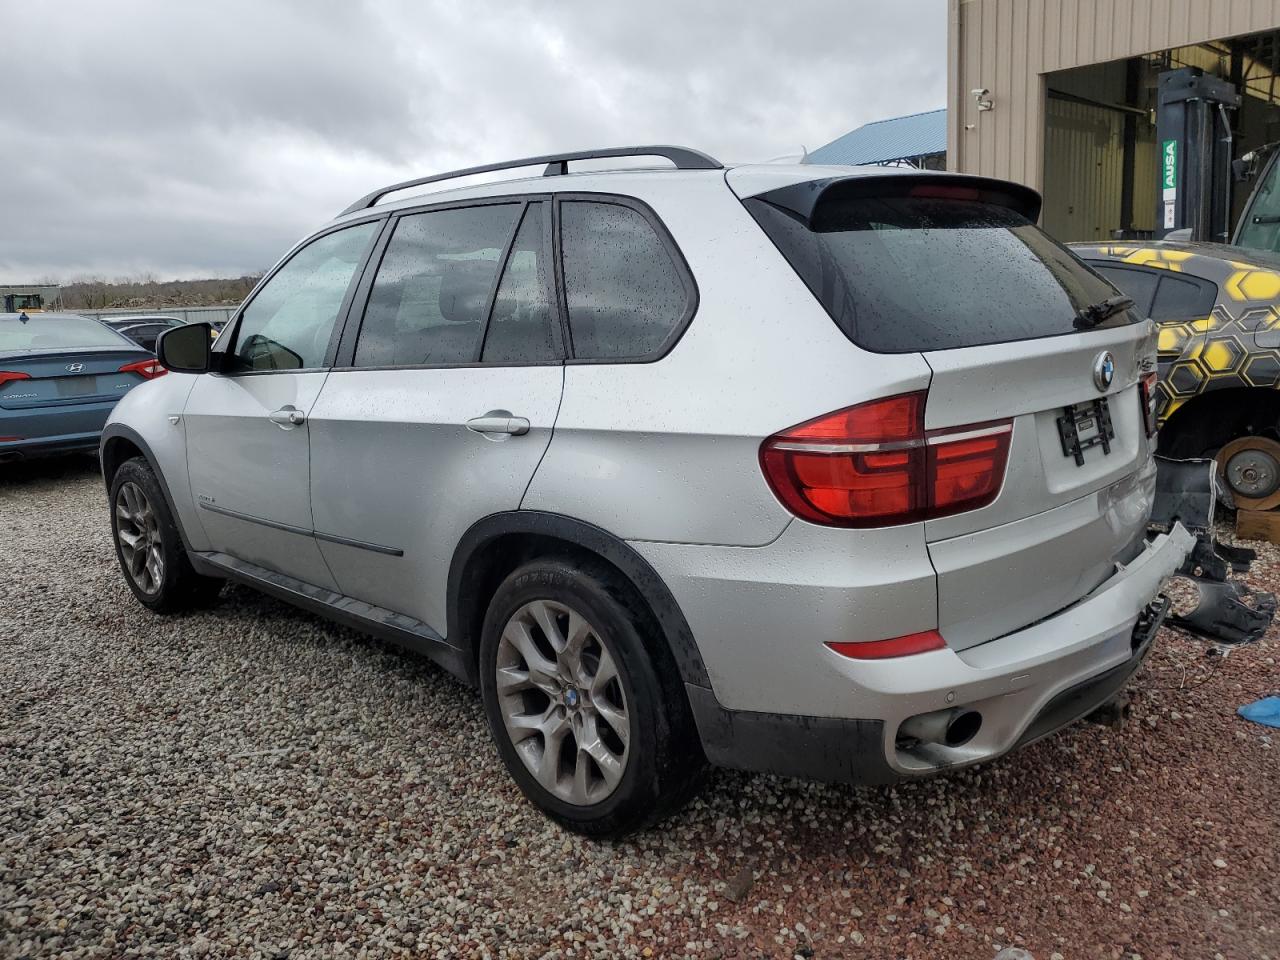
2;457;1278;960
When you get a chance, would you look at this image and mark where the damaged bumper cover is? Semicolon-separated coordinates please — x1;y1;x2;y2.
686;458;1267;788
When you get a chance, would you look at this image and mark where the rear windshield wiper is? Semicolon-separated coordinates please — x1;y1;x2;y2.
1074;295;1134;330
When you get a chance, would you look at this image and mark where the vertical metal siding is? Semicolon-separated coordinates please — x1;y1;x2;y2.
1042;98;1126;240
949;0;1280;189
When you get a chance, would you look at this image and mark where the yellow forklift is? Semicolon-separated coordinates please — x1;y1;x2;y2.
2;291;48;313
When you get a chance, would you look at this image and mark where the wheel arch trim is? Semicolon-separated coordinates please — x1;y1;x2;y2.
100;424;197;554
447;511;711;689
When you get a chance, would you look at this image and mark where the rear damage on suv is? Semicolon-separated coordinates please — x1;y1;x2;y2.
641;167;1270;784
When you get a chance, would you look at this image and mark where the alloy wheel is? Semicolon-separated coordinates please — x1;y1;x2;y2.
115;481;165;595
495;599;631;806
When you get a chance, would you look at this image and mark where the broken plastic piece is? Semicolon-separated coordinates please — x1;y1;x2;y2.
1180;535;1257;581
1132;593;1171;649
1166;578;1276;644
1150;456;1217;531
1210;541;1256;574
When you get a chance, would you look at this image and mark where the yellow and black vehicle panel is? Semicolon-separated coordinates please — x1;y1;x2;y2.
1071;240;1280;427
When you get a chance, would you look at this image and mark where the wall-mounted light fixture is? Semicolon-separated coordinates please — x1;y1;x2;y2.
972;87;993;112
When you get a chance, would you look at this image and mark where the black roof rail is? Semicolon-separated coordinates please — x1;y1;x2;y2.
339;145;722;216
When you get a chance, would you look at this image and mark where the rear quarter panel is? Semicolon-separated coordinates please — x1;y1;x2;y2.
521;173;933;546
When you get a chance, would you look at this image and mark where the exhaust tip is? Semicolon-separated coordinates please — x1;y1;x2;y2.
943;709;982;747
898;706;984;749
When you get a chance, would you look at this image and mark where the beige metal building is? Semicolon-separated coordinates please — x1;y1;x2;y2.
947;0;1280;240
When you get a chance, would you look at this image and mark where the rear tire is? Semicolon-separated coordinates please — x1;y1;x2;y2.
109;457;223;613
478;557;704;837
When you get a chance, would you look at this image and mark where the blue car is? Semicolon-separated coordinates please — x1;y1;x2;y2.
0;312;164;462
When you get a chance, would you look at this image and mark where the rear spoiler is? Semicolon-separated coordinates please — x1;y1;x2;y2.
752;174;1043;227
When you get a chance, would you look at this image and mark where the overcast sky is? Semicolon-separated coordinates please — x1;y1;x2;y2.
1;0;946;282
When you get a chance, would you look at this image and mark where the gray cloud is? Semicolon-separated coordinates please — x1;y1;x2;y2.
0;0;945;281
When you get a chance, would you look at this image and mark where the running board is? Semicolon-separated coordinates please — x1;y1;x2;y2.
190;551;471;682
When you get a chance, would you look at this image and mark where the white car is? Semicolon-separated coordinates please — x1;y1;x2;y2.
101;145;1195;836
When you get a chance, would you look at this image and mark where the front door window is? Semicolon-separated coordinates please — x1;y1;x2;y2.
228;222;379;371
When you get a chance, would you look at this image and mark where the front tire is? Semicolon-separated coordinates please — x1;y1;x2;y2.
109;457;222;613
478;558;704;837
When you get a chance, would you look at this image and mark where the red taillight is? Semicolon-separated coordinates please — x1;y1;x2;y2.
1138;371;1159;437
118;359;167;380
759;393;1012;527
928;425;1014;515
0;371;32;387
827;630;947;660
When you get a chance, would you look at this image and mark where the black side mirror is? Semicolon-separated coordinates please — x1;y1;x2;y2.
1233;157;1253;183
156;323;212;373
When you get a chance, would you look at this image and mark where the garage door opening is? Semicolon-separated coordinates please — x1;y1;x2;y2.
1042;29;1280;245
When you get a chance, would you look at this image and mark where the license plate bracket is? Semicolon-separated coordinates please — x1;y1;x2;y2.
1057;397;1114;466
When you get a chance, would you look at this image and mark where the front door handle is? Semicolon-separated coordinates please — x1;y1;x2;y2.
466;410;530;437
268;405;306;428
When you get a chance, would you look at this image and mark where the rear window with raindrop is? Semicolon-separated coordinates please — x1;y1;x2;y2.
745;192;1131;353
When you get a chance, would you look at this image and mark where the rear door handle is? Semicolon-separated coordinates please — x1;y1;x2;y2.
466;411;530;437
269;405;306;427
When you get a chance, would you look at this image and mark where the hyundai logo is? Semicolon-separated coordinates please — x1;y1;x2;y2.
1092;351;1115;392
65;362;84;373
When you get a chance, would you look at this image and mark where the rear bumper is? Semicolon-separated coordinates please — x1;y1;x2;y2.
644;522;1194;784
0;398;117;461
0;430;105;461
687;611;1162;784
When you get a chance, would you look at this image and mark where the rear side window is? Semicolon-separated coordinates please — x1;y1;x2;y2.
1150;273;1218;320
560;200;691;360
745;190;1129;353
1090;264;1160;317
354;204;520;367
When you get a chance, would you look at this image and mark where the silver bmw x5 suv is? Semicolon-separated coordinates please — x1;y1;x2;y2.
102;145;1194;836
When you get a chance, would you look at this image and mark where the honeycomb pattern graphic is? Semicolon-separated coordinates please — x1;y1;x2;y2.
1226;267;1280;302
1073;242;1280;426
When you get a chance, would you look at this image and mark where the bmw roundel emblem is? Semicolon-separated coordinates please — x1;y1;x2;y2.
1092;351;1115;392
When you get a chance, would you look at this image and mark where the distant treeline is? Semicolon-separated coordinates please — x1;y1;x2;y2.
57;275;263;310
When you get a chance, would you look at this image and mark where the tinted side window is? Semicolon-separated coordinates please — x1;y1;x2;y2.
1090;264;1160;317
354;204;520;367
1236;154;1280;253
560;201;689;360
122;324;168;350
1150;273;1218;320
482;202;559;363
231;222;377;371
